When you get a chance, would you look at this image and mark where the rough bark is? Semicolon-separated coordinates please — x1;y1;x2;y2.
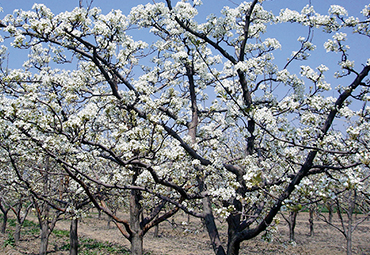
327;202;333;224
346;224;352;255
203;197;226;255
153;217;159;238
288;211;298;242
1;208;8;234
13;202;32;245
226;199;244;255
130;188;143;255
0;199;10;234
14;223;21;244
345;191;356;255
37;157;51;255
70;218;78;255
39;220;49;255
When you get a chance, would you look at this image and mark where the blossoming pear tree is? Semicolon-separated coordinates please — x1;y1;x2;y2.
1;1;370;255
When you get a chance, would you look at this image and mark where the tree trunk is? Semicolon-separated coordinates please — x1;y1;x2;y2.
130;189;143;255
309;208;314;236
1;210;8;234
288;211;298;242
13;202;32;245
328;202;333;224
345;191;356;255
227;199;243;255
153;218;159;238
38;156;51;255
226;217;240;255
131;232;143;255
39;220;49;255
345;211;353;255
14;223;21;244
70;218;78;255
203;197;226;255
346;230;352;255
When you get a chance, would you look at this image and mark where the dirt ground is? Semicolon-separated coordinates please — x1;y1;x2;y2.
1;210;370;255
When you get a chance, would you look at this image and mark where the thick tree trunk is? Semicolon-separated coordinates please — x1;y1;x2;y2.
130;232;143;255
130;189;143;255
227;199;243;255
70;218;78;255
38;156;51;255
226;221;240;255
69;218;78;255
345;191;356;255
39;220;49;255
345;209;353;255
14;223;21;244
346;230;352;255
203;197;226;255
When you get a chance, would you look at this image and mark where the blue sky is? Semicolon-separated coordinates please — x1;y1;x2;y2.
1;0;368;20
0;0;369;100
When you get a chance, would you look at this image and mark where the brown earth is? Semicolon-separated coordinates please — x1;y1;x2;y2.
1;210;370;255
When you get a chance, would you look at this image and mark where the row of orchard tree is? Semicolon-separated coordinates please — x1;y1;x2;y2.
0;0;370;254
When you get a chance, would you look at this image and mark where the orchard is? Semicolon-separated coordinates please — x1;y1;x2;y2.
0;1;369;255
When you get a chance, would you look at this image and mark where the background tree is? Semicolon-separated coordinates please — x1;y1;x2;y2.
317;170;370;255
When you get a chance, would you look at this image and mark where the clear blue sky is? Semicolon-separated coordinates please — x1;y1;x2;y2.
1;0;367;21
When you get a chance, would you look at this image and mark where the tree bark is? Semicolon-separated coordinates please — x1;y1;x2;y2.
328;202;333;224
346;228;352;255
13;202;32;245
345;191;356;255
203;197;226;255
130;189;143;255
0;200;10;234
38;157;51;255
14;223;21;244
153;217;159;238
70;218;78;255
1;209;8;234
227;199;243;255
309;208;314;236
288;211;298;242
39;220;49;255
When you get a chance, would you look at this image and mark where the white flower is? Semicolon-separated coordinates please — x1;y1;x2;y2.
339;60;354;69
328;5;348;16
303;41;316;51
317;64;329;73
300;65;319;81
191;159;201;166
263;38;281;50
361;4;370;17
344;16;359;26
333;32;347;41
